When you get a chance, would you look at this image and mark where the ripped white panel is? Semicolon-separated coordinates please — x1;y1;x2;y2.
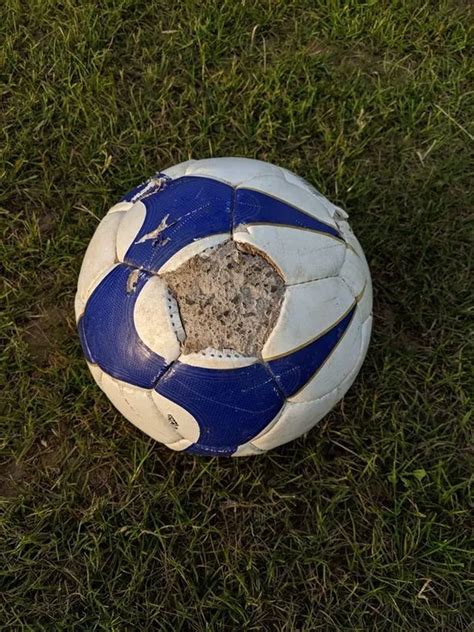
133;276;184;363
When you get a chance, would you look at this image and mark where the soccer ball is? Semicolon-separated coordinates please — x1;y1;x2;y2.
76;158;372;456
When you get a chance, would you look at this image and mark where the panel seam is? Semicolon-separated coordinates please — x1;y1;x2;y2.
230;185;237;241
260;359;287;401
152;354;181;390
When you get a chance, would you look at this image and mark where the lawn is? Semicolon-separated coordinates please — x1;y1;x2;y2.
1;0;472;629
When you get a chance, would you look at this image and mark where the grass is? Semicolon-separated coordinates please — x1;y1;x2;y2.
1;0;472;629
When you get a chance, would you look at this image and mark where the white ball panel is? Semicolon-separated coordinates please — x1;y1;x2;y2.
151;390;200;443
87;361;103;386
289;309;362;403
97;371;182;444
332;205;349;220
107;201;134;214
75;212;125;321
252;391;339;451
182;157;283;186
232;443;266;457
337;220;368;264
165;438;194;452
115;201;146;262
336;315;372;401
356;275;373;324
262;277;354;360
180;349;257;370
74;298;84;325
158;234;230;274
161;160;197;179
236;174;337;226
279;167;322;197
277;168;350;222
337;221;372;321
234;224;345;285
361;313;373;358
133;276;184;364
339;247;367;298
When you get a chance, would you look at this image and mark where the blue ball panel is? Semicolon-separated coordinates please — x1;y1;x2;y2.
267;305;357;397
186;444;237;457
124;176;233;273
234;188;343;240
155;362;285;454
122;179;150;202
78;264;169;388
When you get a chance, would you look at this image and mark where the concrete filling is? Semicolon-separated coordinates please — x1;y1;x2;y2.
164;241;285;357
